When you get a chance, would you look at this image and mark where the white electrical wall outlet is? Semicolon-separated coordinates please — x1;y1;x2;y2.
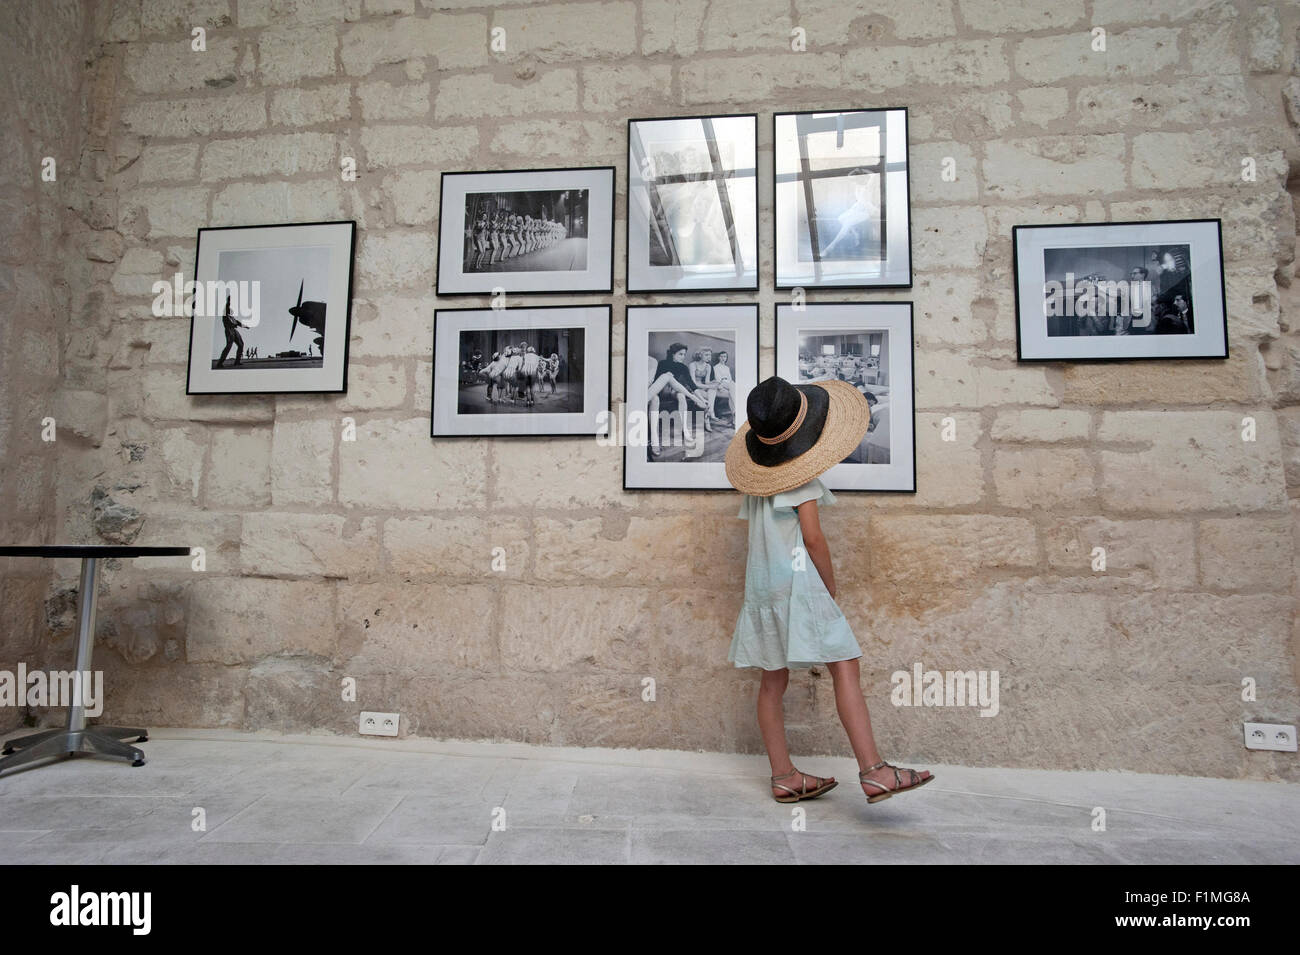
359;711;400;737
1243;722;1297;752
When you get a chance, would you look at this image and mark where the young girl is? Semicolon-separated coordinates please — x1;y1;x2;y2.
723;376;933;805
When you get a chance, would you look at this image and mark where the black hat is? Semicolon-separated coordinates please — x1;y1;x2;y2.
725;375;872;496
743;376;831;467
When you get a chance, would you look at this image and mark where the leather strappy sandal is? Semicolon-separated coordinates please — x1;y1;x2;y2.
770;768;837;804
858;760;933;804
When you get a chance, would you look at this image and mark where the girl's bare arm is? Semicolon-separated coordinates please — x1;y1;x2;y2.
795;500;836;599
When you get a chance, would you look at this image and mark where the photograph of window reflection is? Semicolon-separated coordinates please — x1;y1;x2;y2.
797;160;882;264
628;114;758;292
645;141;736;268
775;109;912;289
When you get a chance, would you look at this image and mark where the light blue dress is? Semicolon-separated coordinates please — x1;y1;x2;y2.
728;477;864;670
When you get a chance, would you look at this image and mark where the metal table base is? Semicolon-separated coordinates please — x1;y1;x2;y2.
0;553;151;775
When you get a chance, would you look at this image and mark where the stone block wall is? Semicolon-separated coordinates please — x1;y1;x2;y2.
0;1;92;678
2;0;1300;779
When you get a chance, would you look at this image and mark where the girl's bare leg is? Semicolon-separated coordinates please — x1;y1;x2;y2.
758;668;833;798
758;668;793;781
826;658;931;793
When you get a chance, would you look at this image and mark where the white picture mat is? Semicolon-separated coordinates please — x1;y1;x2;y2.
432;307;610;436
776;302;915;492
437;168;614;294
628;116;758;291
774;110;911;288
1014;220;1226;360
189;222;353;393
624;305;759;489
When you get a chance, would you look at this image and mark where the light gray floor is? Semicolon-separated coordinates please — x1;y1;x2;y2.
0;729;1295;864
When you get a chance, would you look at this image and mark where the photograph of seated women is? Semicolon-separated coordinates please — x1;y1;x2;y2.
645;331;738;462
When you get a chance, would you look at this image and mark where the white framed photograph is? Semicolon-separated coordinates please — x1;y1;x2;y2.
436;167;615;295
627;114;758;293
774;108;912;289
186;220;356;394
623;304;759;490
432;305;611;437
1013;219;1227;361
775;302;915;492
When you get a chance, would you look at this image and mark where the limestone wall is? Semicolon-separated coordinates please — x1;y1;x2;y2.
4;0;1300;778
0;0;92;678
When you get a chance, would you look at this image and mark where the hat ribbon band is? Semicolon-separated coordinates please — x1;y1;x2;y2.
755;391;808;445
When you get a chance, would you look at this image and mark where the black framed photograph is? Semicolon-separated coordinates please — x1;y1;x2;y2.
431;305;611;437
436;167;615;295
186;220;356;394
1012;219;1228;361
623;304;759;490
775;302;915;492
774;108;912;289
627;114;758;293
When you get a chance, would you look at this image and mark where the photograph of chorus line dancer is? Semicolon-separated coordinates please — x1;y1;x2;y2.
1013;219;1227;361
627;114;758;293
775;302;916;493
624;304;759;490
436;167;615;295
774;108;912;289
431;306;611;437
463;189;587;273
186;221;356;395
457;328;583;415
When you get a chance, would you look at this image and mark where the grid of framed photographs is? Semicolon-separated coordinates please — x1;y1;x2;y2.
192;107;1232;505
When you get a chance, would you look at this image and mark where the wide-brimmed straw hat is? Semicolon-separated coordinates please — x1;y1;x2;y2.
724;376;871;496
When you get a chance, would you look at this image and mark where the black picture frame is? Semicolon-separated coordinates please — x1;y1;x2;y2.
774;301;917;493
1012;218;1228;362
431;304;612;438
186;219;356;395
435;166;617;296
622;303;760;491
626;113;760;294
773;108;913;290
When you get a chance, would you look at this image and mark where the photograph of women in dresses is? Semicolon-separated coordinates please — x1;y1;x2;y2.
644;331;738;463
624;304;758;489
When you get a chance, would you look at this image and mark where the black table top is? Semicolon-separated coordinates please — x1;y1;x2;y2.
0;545;192;558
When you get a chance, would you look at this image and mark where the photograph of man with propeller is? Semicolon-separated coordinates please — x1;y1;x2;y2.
208;250;331;371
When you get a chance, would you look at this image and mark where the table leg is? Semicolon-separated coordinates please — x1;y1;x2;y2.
67;554;98;735
0;555;148;776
